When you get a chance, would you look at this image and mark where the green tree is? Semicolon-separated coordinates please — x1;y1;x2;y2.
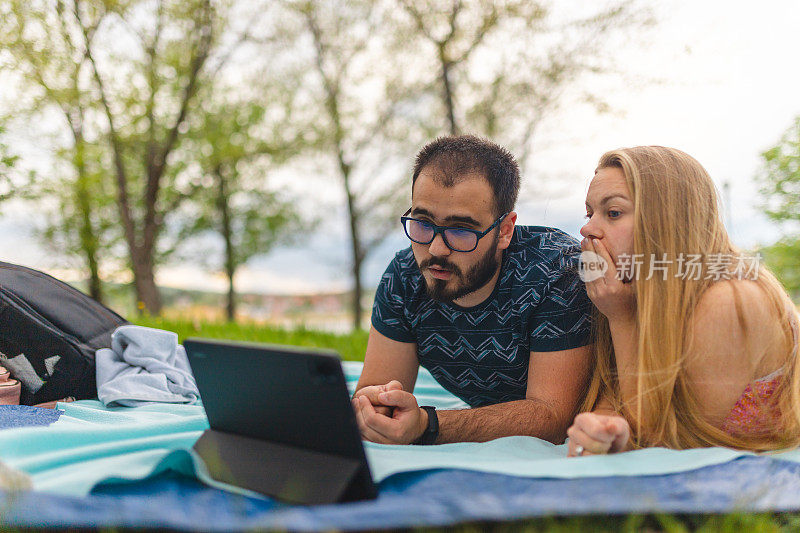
758;116;800;298
284;0;419;330
0;2;117;301
72;0;216;314
392;0;653;166
175;93;309;321
2;0;280;313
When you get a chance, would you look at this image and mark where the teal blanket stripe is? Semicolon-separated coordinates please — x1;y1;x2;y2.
2;361;800;498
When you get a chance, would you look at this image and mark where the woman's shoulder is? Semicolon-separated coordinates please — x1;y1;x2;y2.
693;279;774;329
690;279;787;379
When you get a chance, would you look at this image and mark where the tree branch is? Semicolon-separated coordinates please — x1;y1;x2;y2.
144;0;213;251
73;0;138;251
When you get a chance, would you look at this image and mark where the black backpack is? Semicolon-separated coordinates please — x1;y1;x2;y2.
0;262;128;405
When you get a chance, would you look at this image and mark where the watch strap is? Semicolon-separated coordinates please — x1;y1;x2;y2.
414;405;438;445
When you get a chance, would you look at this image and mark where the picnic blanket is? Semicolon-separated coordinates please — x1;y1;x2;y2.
3;361;800;530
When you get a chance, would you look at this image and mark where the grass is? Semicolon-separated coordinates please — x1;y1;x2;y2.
134;315;369;362
128;317;798;532
416;513;800;532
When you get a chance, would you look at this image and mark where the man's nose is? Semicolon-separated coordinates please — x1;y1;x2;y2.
428;232;451;256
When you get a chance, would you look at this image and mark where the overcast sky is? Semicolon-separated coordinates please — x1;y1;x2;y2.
1;0;799;294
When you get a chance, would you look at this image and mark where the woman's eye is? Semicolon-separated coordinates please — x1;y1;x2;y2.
608;210;621;219
584;213;592;219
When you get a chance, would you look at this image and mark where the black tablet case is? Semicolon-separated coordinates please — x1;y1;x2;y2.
184;338;377;505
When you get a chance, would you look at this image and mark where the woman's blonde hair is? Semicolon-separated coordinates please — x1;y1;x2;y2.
581;146;800;451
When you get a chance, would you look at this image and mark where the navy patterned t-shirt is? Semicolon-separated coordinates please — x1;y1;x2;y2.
371;225;592;407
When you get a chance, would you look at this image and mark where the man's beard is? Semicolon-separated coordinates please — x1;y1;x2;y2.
418;235;501;304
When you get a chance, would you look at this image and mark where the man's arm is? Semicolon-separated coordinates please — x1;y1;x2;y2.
353;326;419;398
436;345;592;444
355;344;592;444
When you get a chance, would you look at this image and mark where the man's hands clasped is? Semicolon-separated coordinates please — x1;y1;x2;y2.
351;381;428;444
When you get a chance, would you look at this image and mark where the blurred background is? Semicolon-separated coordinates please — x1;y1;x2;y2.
1;0;798;337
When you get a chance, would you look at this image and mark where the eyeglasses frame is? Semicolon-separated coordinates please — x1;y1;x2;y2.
400;208;509;253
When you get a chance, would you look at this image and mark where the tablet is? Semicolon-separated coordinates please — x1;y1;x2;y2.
184;338;377;504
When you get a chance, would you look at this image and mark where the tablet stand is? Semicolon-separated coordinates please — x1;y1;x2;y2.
193;429;376;505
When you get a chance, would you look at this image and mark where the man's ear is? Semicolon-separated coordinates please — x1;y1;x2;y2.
498;212;517;250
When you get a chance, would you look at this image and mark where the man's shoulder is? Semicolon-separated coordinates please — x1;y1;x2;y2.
388;246;418;275
511;225;581;250
506;225;581;273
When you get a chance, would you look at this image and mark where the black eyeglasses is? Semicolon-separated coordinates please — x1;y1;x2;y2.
400;208;508;252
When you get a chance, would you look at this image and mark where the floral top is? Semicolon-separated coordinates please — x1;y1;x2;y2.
721;370;781;437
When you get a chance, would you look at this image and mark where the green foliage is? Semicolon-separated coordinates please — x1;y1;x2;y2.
390;0;654;166
133;316;369;361
758;117;800;297
760;238;800;299
0;126;19;206
0;0;297;312
174;95;308;273
283;0;427;329
759;117;800;224
0;0;129;300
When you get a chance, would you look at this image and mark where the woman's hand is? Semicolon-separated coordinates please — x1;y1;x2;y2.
581;238;636;325
567;412;631;457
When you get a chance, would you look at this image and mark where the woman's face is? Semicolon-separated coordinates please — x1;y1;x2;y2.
580;166;635;268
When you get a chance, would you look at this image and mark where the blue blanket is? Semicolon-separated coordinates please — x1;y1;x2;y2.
2;362;800;530
0;405;62;429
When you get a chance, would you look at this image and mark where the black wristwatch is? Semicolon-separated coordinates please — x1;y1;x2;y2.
414;405;438;445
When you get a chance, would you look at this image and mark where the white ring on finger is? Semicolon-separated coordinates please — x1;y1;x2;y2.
574;444;584;456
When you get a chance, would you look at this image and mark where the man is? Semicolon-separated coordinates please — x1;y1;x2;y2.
352;135;592;445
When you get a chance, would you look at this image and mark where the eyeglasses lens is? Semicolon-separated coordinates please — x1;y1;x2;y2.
404;220;477;252
443;228;477;251
405;220;433;243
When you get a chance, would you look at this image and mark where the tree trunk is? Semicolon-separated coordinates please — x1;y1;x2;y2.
86;261;102;303
76;185;103;303
438;47;458;135
72;138;104;304
348;213;363;331
131;251;161;314
341;160;364;331
305;8;365;331
226;269;236;322
215;166;237;322
351;259;363;330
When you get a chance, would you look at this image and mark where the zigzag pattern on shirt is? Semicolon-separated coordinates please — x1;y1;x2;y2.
430;367;526;389
428;367;529;406
418;335;520;363
413;306;518;328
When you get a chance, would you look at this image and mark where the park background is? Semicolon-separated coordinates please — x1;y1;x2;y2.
0;0;798;333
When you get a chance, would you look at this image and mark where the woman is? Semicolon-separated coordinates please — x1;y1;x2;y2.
568;146;800;454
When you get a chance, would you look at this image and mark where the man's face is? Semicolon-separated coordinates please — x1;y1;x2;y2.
409;168;510;304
